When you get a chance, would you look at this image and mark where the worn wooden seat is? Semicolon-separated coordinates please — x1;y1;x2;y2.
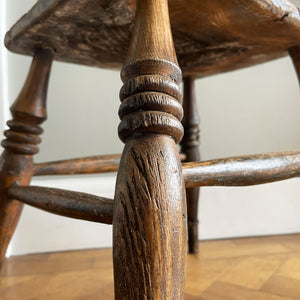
5;0;300;77
2;0;300;299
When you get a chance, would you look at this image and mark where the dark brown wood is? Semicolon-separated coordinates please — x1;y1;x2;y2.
113;0;186;298
180;76;200;254
289;46;300;86
33;154;121;176
32;150;300;189
33;153;186;176
7;185;113;225
182;151;300;188
5;0;300;78
0;49;53;269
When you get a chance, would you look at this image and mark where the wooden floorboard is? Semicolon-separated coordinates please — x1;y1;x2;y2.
1;234;300;299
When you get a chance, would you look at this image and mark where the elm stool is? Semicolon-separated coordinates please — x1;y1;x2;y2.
1;0;300;298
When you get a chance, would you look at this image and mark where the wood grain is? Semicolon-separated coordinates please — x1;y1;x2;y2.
262;275;300;299
114;136;186;299
5;0;300;78
33;154;121;176
8;150;300;228
33;150;300;189
199;281;292;300
180;76;201;254
182;151;300;188
7;185;113;225
113;0;186;298
220;256;285;290
0;49;53;269
32;153;186;176
2;234;300;299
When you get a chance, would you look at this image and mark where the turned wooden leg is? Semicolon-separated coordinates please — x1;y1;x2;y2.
0;49;53;268
289;46;300;83
180;76;200;254
113;0;187;298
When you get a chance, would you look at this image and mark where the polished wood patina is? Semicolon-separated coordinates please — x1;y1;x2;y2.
5;0;300;77
8;151;300;229
8;185;113;225
0;49;53;269
113;0;186;297
180;76;201;254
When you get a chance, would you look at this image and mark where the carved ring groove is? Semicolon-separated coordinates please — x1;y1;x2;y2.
120;75;183;102
1;120;44;155
119;62;184;143
118;110;184;143
119;92;183;120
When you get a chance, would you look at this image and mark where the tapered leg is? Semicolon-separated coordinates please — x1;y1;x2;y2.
0;49;53;268
180;76;201;254
113;0;187;298
289;46;300;85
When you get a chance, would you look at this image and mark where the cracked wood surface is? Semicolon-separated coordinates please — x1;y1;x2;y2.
114;136;186;299
5;0;300;78
113;0;186;298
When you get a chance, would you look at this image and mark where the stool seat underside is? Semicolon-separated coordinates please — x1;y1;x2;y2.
5;0;300;77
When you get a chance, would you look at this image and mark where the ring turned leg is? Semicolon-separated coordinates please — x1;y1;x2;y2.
113;0;187;298
180;76;200;254
0;49;53;268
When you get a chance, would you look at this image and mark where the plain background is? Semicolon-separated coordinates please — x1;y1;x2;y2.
1;0;300;256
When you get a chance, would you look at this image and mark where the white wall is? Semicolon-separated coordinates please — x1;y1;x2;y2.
2;0;300;256
7;175;299;256
5;0;300;162
0;0;9;141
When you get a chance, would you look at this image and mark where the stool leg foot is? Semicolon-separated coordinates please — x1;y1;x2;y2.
180;76;201;254
0;159;25;268
0;49;53;268
113;0;186;298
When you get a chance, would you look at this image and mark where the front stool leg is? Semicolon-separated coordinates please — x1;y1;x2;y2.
0;49;53;268
180;76;201;254
113;0;187;298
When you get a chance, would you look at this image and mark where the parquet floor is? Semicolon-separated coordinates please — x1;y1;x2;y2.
1;234;300;299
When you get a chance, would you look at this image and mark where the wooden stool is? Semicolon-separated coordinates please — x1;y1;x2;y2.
1;0;300;298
